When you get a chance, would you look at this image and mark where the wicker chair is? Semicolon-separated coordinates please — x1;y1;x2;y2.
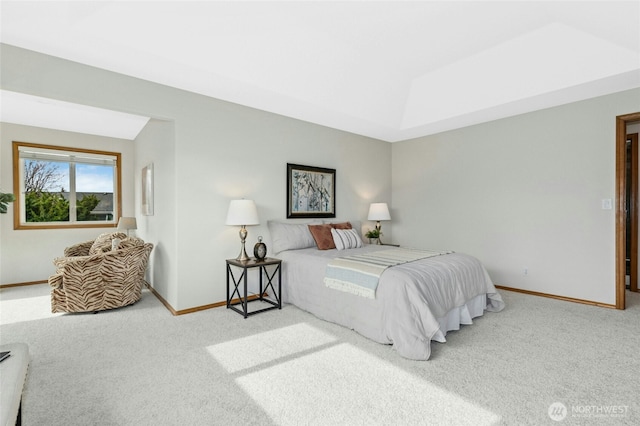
49;232;153;313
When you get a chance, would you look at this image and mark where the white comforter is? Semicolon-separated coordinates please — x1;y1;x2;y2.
278;245;504;360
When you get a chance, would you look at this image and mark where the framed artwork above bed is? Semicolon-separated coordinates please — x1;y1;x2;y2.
287;163;336;218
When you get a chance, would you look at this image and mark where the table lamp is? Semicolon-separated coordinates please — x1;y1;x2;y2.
117;217;137;236
226;199;259;261
367;203;391;244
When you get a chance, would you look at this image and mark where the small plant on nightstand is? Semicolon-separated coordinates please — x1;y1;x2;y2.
365;228;382;244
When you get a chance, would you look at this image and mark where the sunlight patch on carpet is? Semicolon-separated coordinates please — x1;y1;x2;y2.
207;322;337;373
235;343;501;425
0;294;61;325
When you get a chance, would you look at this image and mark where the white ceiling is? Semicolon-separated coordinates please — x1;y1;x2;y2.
1;1;639;142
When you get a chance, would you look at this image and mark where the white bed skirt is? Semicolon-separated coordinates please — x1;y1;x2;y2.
431;294;487;343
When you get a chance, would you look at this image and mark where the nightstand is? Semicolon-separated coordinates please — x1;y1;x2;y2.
381;243;400;247
226;258;282;318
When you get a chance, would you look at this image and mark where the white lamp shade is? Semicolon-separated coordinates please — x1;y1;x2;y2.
368;203;391;221
226;199;259;226
117;217;137;230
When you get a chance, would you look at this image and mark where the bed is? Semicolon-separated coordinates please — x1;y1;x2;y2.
268;221;505;360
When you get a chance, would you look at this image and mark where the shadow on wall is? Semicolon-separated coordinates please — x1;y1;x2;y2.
150;241;169;296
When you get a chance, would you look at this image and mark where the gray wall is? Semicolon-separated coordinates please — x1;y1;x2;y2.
0;44;391;311
3;42;637;309
0;122;136;284
392;88;640;305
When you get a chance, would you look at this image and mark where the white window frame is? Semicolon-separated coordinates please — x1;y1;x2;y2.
12;141;122;230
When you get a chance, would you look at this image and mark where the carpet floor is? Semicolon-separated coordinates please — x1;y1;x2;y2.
1;284;638;425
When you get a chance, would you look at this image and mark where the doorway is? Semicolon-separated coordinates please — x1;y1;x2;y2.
625;132;638;294
616;113;640;310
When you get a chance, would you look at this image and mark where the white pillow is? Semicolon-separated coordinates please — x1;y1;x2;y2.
331;228;363;250
267;221;321;254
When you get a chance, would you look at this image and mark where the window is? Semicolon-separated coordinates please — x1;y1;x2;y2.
12;142;122;230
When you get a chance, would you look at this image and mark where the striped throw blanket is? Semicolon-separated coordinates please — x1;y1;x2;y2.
324;248;452;299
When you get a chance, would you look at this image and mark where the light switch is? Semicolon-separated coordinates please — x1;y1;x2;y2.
601;199;613;210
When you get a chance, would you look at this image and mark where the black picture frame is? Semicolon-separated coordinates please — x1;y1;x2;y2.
287;163;336;218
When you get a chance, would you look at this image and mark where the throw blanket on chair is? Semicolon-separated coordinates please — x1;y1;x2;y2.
324;248;452;299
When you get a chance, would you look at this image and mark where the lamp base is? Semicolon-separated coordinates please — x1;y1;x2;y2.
236;226;250;262
376;221;383;244
236;244;251;262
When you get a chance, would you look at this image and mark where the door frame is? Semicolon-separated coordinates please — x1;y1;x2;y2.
628;132;639;294
615;112;640;309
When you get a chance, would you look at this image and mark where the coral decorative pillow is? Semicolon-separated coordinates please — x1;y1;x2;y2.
331;228;363;250
330;222;352;230
308;224;336;250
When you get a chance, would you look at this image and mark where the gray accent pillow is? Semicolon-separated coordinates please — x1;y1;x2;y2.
268;221;322;253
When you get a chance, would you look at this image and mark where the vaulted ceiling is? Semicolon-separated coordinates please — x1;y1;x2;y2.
1;1;639;142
